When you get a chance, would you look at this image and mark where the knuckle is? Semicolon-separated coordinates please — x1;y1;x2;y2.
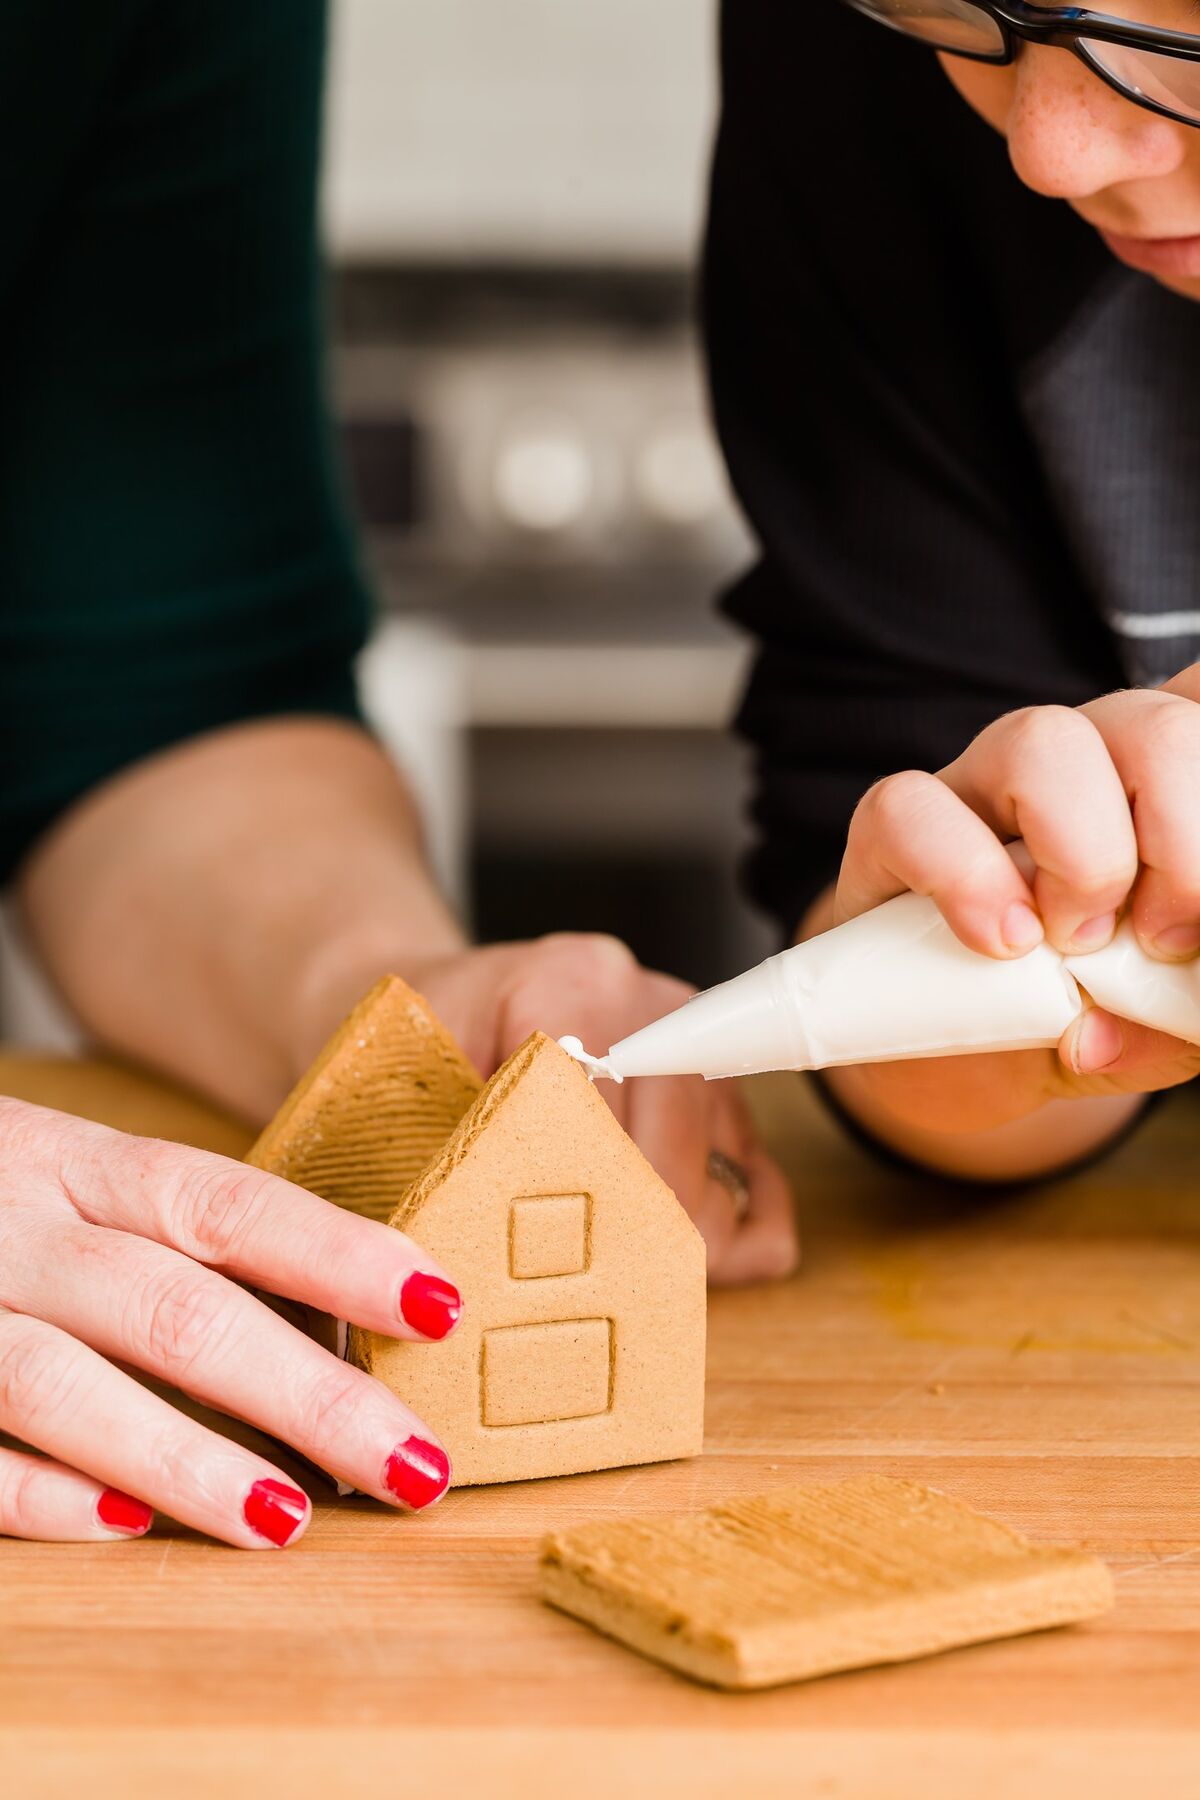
294;1364;369;1448
174;1162;273;1264
765;1231;801;1281
150;1431;220;1508
1044;839;1137;898
1138;694;1200;765
0;1100;70;1193
138;1268;232;1382
0;1318;83;1435
0;1456;44;1538
943;839;1006;903
863;769;942;837
0;1097;41;1155
541;931;637;977
97;1132;193;1232
1086;867;1138;902
1005;704;1090;764
0;1213;56;1313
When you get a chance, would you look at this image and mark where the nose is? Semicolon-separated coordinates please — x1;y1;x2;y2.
1004;43;1185;198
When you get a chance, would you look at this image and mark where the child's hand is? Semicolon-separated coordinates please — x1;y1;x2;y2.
815;666;1200;1171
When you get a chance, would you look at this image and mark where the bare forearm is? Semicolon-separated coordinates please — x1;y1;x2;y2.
800;887;1145;1182
17;718;465;1123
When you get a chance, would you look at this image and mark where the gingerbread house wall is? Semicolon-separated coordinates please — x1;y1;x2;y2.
353;1038;706;1486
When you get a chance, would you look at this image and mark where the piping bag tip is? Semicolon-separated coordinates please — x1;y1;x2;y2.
558;1035;624;1083
598;960;797;1080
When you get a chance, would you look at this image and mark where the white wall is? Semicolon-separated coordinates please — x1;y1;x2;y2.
322;0;718;265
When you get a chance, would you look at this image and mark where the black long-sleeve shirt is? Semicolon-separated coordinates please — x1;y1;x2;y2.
706;0;1200;938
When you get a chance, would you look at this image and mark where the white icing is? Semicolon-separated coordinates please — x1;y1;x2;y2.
558;1035;624;1083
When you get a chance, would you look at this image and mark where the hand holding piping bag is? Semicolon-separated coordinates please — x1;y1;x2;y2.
593;670;1200;1184
804;670;1200;1179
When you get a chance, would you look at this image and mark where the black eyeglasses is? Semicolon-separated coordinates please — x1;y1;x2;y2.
841;0;1200;127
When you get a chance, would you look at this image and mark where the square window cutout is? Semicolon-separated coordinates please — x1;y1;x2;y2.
509;1193;590;1280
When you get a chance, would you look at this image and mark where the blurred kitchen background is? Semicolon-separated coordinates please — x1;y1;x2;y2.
1;0;773;1046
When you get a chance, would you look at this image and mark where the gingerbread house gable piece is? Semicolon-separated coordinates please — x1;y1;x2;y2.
351;1031;707;1487
246;975;483;1224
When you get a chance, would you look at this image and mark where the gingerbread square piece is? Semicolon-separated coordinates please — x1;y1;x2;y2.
539;1476;1114;1689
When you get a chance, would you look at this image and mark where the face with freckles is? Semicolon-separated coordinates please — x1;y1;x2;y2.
936;3;1200;300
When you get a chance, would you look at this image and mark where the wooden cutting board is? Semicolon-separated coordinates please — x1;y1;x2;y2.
1;1051;1198;1798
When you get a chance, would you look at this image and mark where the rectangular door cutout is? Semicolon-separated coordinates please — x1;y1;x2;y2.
481;1318;613;1427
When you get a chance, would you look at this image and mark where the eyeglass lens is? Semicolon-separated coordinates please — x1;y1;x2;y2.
1085;37;1200;119
847;0;1006;55
847;0;1200;122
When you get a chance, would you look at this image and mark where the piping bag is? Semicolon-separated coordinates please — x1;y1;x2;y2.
566;892;1200;1082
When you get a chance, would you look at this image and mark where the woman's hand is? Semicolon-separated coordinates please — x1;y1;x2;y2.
401;935;799;1286
0;1098;460;1545
816;667;1200;1174
19;720;797;1281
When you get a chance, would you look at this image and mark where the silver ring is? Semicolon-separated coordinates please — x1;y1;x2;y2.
707;1149;751;1221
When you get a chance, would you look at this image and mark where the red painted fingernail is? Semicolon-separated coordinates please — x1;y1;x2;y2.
383;1436;451;1511
244;1479;308;1547
97;1488;153;1536
400;1271;462;1341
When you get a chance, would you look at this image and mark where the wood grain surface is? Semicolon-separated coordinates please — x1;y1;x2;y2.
1;1051;1198;1797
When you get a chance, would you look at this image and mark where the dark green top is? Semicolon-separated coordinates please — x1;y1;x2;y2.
0;0;370;882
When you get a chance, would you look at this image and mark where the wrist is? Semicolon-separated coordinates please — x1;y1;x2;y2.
823;1056;1146;1182
836;1047;1064;1136
287;919;468;1084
